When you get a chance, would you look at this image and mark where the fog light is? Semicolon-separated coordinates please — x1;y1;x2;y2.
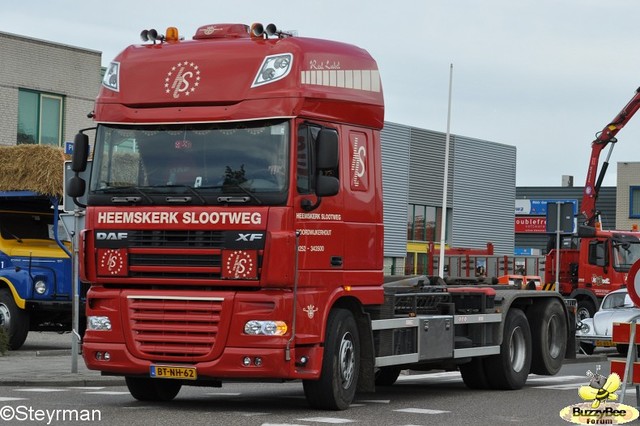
34;280;47;295
300;356;308;366
103;352;111;361
254;357;263;366
243;357;252;367
88;316;112;331
95;352;103;360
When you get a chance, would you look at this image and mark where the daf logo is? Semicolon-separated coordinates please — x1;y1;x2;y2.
236;233;263;242
96;232;129;241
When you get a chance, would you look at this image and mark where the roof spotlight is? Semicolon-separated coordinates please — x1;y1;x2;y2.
140;29;149;41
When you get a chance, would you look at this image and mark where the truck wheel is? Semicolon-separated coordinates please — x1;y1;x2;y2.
125;377;181;401
303;308;360;410
459;357;490;389
528;299;567;375
577;300;596;321
484;308;531;390
0;288;29;350
375;366;402;386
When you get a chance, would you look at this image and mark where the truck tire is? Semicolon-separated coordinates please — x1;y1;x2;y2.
303;308;360;410
125;377;181;401
484;308;531;390
0;288;29;350
577;300;596;321
459;357;490;389
528;299;567;375
375;366;402;386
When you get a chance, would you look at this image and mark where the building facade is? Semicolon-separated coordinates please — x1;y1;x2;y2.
382;124;517;275
515;186;618;254
616;162;640;231
0;31;101;148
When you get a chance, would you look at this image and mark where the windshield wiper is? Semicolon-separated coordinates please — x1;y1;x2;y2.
156;185;207;204
199;184;263;205
99;186;154;204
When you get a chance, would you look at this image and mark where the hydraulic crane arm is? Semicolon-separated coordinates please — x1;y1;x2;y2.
582;86;640;225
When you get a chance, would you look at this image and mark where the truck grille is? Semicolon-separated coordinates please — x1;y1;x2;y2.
127;295;223;360
120;230;261;280
127;230;224;248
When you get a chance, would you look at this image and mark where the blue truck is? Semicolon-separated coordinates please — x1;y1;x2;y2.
0;190;78;349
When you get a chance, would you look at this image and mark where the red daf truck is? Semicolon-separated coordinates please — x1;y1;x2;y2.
67;23;575;410
544;87;640;320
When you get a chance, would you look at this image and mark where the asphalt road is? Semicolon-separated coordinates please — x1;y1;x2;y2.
0;332;632;426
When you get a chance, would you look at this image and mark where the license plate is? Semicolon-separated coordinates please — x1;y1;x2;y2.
150;365;197;380
595;340;616;347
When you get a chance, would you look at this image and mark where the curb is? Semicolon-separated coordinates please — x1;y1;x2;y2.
0;377;125;387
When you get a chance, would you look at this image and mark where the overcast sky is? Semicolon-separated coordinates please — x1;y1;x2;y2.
3;1;640;187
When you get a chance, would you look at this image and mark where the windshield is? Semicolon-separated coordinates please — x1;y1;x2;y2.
89;120;289;205
612;238;640;272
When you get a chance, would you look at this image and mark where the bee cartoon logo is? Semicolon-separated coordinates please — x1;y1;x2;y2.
559;365;639;424
578;367;620;408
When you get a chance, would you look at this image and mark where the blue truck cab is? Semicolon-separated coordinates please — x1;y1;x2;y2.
0;191;77;349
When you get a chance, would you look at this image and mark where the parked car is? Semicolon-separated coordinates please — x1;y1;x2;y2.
576;288;640;355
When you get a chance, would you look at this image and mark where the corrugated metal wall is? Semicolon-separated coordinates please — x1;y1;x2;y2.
451;135;516;254
407;127;453;206
382;122;517;257
515;186;618;253
381;122;410;257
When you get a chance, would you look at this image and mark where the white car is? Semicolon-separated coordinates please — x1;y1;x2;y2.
576;288;640;355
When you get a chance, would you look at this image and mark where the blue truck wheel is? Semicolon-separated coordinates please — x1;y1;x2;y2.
0;288;29;350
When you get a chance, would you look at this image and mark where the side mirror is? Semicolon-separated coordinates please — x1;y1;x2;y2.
316;129;338;170
66;175;86;198
316;175;339;197
71;133;89;172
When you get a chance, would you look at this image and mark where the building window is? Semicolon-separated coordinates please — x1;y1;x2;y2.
17;89;64;146
407;203;441;242
630;186;640;219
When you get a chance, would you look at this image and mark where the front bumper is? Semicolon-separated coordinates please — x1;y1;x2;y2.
82;341;323;381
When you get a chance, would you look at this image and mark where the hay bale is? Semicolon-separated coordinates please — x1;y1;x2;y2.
0;145;66;197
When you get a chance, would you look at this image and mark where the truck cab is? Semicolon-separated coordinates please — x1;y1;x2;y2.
0;191;75;349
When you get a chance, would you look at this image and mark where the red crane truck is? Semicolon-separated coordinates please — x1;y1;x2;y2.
67;23;575;410
544;87;640;320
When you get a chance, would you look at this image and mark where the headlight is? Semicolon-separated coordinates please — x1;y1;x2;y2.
244;320;288;336
87;316;112;331
34;280;47;295
577;322;590;334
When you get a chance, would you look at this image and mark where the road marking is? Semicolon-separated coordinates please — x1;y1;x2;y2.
394;408;450;414
68;386;105;390
356;399;391;404
0;397;27;401
297;417;355;424
205;392;242;396
85;391;131;395
13;388;67;392
528;375;585;382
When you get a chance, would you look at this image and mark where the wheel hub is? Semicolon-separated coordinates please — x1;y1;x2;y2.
0;303;10;329
339;332;355;389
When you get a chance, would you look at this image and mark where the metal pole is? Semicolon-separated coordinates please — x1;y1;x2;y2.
70;208;84;372
438;64;453;278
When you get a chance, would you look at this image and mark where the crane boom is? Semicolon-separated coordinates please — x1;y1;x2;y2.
582;86;640;225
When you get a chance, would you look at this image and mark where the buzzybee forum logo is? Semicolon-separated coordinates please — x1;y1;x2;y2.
559;366;639;424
